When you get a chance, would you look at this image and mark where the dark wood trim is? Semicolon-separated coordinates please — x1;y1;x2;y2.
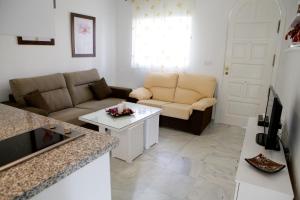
127;97;213;135
70;12;96;57
17;37;55;46
160;107;213;135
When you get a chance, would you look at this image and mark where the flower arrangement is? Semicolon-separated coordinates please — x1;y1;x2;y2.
285;23;300;44
106;107;134;117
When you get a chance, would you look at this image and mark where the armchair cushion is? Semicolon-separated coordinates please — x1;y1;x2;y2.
138;99;169;108
129;87;152;100
161;103;193;120
144;73;178;102
192;98;217;111
174;88;206;105
177;73;216;98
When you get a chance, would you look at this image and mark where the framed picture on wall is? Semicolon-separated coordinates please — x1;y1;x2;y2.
71;13;96;57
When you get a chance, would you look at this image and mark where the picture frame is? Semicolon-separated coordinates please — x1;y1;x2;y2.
17;37;55;46
70;13;96;57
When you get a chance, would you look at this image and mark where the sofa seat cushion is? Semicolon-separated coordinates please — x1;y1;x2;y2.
76;98;124;111
161;103;193;120
49;108;91;126
138;99;170;108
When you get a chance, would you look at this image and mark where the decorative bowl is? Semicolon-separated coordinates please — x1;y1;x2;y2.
245;154;285;174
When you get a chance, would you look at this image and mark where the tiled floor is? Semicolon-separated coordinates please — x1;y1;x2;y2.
111;123;245;200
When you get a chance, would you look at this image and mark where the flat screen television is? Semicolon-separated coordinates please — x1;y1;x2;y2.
256;86;282;151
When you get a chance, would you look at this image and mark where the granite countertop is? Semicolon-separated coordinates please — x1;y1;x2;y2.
0;104;119;200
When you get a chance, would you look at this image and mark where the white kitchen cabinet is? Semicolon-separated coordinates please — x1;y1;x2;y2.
31;153;112;200
0;0;55;37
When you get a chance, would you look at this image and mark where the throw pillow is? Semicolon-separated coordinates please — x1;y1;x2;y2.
89;78;112;100
24;90;50;114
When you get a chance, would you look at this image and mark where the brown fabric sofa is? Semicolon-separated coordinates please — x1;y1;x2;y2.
9;69;132;126
128;72;217;135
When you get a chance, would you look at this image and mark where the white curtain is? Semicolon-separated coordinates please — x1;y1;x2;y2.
131;0;195;71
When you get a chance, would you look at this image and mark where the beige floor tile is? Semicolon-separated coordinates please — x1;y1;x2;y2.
111;123;245;200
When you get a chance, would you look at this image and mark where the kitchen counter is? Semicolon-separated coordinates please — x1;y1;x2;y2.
0;104;119;200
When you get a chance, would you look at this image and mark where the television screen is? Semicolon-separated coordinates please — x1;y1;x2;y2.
256;86;282;151
264;88;275;134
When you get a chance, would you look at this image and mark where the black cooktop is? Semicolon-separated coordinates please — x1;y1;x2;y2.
0;127;84;171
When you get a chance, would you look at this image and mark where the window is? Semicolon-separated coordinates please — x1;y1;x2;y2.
131;0;194;70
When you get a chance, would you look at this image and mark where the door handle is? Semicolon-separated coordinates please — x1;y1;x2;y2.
224;66;230;75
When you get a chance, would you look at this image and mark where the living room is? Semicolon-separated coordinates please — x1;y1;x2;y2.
0;0;299;200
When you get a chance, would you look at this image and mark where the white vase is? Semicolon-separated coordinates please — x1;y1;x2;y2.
117;103;124;114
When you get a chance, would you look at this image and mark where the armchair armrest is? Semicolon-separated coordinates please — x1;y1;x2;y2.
22;107;49;116
129;87;152;101
110;86;132;99
192;98;217;111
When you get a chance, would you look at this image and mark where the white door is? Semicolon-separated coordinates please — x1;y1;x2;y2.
218;0;283;127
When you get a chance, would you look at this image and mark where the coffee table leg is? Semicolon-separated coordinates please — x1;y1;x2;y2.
110;122;144;163
144;114;160;149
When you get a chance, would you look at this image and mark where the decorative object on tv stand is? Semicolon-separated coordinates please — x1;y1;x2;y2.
245;154;285;174
285;1;300;47
71;13;96;57
17;36;55;46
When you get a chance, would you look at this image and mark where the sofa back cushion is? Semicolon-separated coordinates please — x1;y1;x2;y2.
174;73;216;105
64;69;100;106
9;73;73;113
144;73;178;102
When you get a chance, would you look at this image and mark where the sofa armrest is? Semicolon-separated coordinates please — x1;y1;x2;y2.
129;87;152;101
110;86;132;99
22;107;49;116
192;98;217;111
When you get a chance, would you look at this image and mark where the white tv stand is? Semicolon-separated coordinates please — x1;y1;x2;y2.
234;117;294;200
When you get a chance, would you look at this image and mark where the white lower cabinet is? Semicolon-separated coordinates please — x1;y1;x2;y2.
111;122;144;163
144;114;160;149
31;153;112;200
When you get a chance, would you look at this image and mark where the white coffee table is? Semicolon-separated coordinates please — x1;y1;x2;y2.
79;102;161;163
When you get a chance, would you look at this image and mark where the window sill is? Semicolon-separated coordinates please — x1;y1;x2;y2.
284;46;300;53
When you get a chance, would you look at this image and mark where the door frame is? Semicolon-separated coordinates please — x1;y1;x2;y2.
215;0;286;126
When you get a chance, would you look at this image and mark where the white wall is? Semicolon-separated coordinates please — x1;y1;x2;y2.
275;0;300;198
115;0;300;196
0;0;117;102
115;0;238;93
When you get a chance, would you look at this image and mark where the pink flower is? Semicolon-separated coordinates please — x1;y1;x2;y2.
79;23;91;35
